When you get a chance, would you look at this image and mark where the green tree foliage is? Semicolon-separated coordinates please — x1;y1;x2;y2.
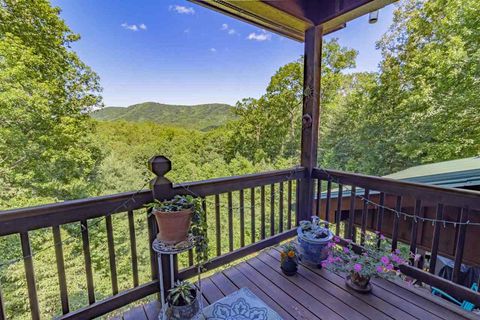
0;0;103;206
227;39;357;162
321;0;480;175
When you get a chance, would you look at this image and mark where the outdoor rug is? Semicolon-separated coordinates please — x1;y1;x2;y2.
199;287;283;320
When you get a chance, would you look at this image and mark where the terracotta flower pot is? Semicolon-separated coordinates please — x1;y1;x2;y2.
152;208;192;244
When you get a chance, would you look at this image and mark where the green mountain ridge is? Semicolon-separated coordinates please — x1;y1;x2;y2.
91;102;236;130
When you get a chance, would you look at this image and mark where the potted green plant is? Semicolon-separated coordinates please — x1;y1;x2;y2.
146;195;208;266
280;243;298;276
297;216;333;267
166;280;200;319
322;232;408;293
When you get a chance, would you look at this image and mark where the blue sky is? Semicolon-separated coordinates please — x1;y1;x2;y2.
53;0;395;107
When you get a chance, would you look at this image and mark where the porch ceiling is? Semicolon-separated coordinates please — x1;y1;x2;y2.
189;0;397;41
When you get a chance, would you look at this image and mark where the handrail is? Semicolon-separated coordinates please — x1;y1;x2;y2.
313;167;480;210
0;167;306;236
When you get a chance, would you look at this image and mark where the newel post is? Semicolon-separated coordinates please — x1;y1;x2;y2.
147;156;178;295
298;25;323;223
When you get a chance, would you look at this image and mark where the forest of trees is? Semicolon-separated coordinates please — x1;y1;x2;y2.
0;0;479;318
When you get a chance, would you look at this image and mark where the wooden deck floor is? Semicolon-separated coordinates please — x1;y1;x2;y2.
120;247;476;320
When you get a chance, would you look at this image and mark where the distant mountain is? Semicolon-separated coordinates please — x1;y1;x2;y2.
91;102;236;131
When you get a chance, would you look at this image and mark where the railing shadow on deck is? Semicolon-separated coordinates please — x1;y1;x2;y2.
1;158;480;319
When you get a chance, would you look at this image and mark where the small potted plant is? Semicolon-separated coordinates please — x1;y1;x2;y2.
280;243;298;276
146;195;209;266
322;232;408;293
166;280;200;319
297;216;333;267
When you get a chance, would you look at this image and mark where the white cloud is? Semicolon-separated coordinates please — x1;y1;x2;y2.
247;30;271;41
221;23;238;35
209;48;217;53
169;5;195;15
121;22;147;32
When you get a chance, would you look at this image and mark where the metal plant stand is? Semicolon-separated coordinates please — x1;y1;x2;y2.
152;235;203;320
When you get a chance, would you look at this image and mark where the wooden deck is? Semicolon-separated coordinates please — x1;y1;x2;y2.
120;247;476;320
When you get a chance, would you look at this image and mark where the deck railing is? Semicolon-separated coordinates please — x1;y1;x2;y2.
0;156;305;320
312;167;480;306
1;157;480;319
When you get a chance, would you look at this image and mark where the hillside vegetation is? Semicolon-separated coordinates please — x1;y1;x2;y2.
91;102;236;130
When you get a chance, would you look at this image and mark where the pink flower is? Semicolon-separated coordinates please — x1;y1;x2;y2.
381;256;390;265
343;247;350;254
321;262;327;268
394;249;401;255
380;234;386;240
333;236;340;243
327;242;335;248
354;264;362;272
376;266;384;273
386;264;394;271
327;256;335;263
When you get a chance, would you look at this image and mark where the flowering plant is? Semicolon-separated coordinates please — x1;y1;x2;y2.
280;243;298;262
322;232;409;280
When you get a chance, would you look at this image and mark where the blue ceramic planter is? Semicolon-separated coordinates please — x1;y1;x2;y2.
297;222;333;266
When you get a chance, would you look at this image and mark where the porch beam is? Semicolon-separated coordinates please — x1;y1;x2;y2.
298;25;323;222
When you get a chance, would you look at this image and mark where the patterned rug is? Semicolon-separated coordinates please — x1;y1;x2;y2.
199;288;283;320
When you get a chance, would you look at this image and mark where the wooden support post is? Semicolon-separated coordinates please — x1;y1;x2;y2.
148;156;178;296
298;25;323;223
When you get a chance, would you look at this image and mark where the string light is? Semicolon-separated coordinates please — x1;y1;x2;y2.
316;167;479;227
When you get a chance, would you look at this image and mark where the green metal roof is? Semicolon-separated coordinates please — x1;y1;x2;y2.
384;157;480;188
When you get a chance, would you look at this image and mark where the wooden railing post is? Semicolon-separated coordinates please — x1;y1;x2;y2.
298;25;323;223
148;156;178;295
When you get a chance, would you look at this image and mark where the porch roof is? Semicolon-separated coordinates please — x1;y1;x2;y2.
189;0;396;41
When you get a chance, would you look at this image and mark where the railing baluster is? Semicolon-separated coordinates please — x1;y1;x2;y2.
360;189;370;245
261;185;266;239
105;215;118;295
429;203;444;274
376;192;385;248
52;225;69;314
250;187;256;243
335;184;343;236
228;192;233;252
346;186;356;240
296;179;301;224
0;283;5;320
391;196;402;251
215;194;221;256
81;219;96;304
287;180;292;230
127;211;139;287
409;199;422;257
270;184;275;236
20;232;40;320
188;250;194;267
453;207;469;283
325;179;332;226
239;189;245;247
316;179;322;217
279;182;284;233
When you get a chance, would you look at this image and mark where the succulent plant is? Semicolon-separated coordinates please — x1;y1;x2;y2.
167;280;197;306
